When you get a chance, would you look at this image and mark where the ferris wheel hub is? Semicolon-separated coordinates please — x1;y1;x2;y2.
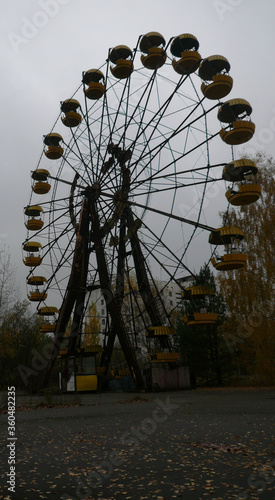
84;183;101;201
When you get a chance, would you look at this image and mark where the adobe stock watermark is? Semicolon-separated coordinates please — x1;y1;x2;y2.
213;0;244;22
7;0;71;54
237;459;275;499
61;396;179;500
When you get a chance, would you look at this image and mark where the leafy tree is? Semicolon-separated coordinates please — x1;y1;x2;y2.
177;264;230;386
218;152;275;384
82;302;101;349
0;300;51;389
0;250;53;391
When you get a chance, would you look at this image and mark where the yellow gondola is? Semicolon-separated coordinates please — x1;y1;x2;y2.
23;241;43;267
209;227;247;271
32;169;51;195
38;306;59;333
83;70;105;100
27;276;47;302
222;158;261;206
199;55;233;100
182;285;215;300
146;326;178;363
211;253;247;271
209;226;244;246
61;99;82;127
222;159;258;181
218;99;255;145
44;133;64;159
183;312;218;326
146;326;176;337
170;33;201;75
225;183;261;206
109;45;133;79
140;32;167;70
24;205;44;231
148;352;179;362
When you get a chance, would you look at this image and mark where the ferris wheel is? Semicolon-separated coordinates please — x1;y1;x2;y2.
23;32;259;389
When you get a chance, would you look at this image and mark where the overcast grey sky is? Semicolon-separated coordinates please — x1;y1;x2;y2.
1;0;275;302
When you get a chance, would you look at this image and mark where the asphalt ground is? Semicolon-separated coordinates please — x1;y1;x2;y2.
0;388;275;500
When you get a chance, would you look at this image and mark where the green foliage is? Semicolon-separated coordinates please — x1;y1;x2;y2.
0;300;51;390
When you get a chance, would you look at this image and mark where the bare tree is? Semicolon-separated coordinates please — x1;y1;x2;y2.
0;246;18;316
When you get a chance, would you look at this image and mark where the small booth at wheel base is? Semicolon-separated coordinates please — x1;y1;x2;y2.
58;347;100;392
144;366;190;391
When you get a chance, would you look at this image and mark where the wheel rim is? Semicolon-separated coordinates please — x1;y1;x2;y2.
23;33;256;385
